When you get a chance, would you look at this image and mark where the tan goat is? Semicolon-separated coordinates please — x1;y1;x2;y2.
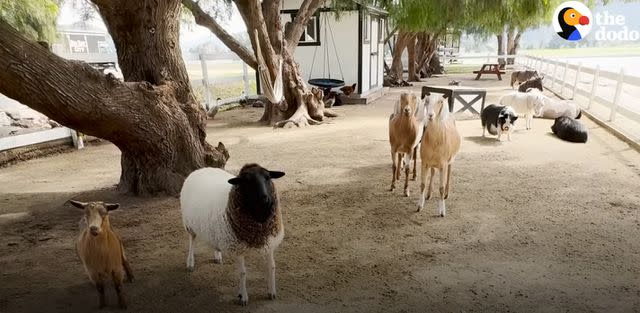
388;91;425;196
70;200;134;309
417;93;461;217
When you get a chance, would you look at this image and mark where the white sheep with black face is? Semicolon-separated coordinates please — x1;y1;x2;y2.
180;163;285;306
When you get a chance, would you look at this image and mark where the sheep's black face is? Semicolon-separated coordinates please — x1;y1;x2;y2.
228;165;285;223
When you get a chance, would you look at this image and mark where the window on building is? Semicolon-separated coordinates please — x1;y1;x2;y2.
289;12;320;46
363;14;370;43
378;18;385;43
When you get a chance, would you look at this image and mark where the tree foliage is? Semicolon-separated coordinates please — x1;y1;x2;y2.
0;0;59;42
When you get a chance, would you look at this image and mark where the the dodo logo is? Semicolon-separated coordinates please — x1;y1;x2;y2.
553;1;593;41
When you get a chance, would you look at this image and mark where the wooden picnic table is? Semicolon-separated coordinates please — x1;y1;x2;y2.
473;63;506;81
421;86;487;115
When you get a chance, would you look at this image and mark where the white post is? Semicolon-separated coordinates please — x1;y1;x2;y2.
200;54;212;111
242;62;250;97
588;65;600;110
551;60;558;91
70;130;84;150
572;63;582;100
609;68;625;122
560;61;569;96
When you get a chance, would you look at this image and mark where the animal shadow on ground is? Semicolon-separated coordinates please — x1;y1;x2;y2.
464;135;504;146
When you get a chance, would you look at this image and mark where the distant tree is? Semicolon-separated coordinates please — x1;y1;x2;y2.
0;0;229;196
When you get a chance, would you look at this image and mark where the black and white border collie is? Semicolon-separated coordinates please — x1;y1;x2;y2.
481;104;518;142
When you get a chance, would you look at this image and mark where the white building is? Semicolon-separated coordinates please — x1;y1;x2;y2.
276;1;387;103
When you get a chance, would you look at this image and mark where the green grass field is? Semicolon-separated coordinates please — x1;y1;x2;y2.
192;80;257;104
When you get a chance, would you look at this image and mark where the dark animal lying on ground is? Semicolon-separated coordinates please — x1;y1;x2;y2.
518;76;543;92
551;116;588;143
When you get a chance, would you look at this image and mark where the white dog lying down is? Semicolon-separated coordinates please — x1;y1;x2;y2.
499;92;547;130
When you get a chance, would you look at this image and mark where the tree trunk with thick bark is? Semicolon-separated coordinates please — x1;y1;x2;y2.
234;0;335;128
506;27;516;65
416;32;440;78
406;34;420;82
507;29;522;64
0;0;229;196
496;33;506;68
391;30;410;82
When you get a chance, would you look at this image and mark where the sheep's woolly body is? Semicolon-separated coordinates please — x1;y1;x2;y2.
180;168;284;253
540;99;581;119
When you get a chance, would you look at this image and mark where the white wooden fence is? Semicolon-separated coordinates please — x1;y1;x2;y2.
0;127;74;152
518;55;640;145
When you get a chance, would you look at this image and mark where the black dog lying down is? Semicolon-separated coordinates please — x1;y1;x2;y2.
551;116;588;143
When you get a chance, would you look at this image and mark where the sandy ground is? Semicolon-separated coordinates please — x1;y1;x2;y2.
1;74;640;313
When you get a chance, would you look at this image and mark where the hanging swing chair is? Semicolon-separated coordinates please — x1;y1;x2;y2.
307;8;345;89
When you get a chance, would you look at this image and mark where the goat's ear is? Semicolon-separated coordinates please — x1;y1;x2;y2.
228;177;242;185
351;83;357;89
421;92;429;100
69;200;87;209
268;171;285;179
105;203;120;211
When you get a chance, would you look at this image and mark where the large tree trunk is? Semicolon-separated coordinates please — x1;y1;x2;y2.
235;0;335;127
0;1;229;196
391;30;410;82
507;29;522;65
406;34;420;82
496;33;506;69
416;32;440;78
506;27;516;65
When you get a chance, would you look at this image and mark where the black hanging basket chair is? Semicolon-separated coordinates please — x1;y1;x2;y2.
307;8;345;89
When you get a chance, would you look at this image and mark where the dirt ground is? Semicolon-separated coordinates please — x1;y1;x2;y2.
1;74;640;313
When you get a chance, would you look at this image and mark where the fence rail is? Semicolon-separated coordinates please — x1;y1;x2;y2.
0;127;73;152
518;54;640;146
521;55;640;124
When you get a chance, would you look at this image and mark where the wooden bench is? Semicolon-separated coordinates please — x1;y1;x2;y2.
473;63;506;81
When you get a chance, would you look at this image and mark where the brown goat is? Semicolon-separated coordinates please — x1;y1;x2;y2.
417;93;461;216
388;92;424;196
70;200;133;309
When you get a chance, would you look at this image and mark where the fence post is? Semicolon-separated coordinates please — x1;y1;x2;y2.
588;65;600;110
609;68;625;122
572;62;582;100
242;62;251;97
551;60;558;91
560;61;569;96
200;54;212;111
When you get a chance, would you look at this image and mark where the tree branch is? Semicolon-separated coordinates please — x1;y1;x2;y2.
284;0;324;53
182;0;257;69
0;19;166;143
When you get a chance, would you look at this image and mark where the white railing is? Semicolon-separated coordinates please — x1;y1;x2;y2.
520;56;640;123
0;127;73;152
519;54;640;144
